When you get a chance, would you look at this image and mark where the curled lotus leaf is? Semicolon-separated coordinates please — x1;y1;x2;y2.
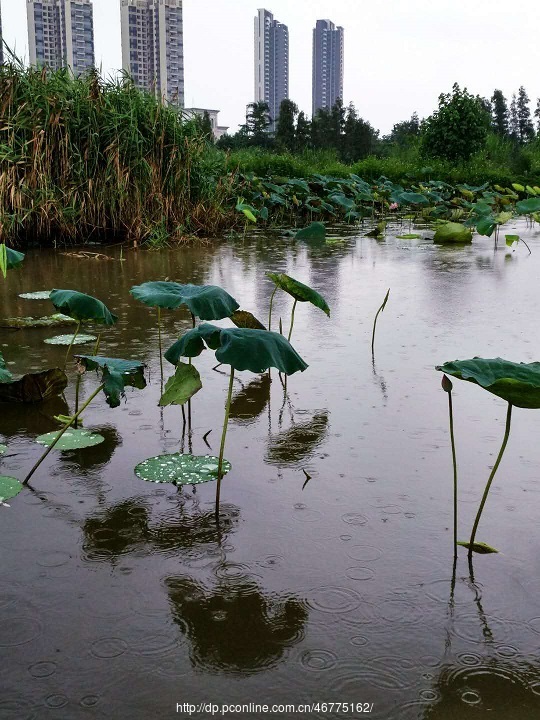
75;355;146;408
433;222;473;244
5;247;25;270
134;453;231;485
36;428;105;450
0;476;23;502
130;281;239;320
230;310;266;330
266;273;330;317
0;368;68;404
436;357;540;409
165;324;308;376
44;333;96;346
159;363;202;407
295;222;326;242
50;289;118;325
516;198;540;214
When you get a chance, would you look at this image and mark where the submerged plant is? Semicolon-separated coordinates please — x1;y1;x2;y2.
437;357;540;558
266;273;330;339
371;288;390;355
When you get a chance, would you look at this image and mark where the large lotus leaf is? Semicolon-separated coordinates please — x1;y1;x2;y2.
295;222;326;241
19;291;52;300
6;247;25;270
134;453;231;485
130;281;239;320
166;324;308;375
0;353;13;383
433;222;473;244
436;357;540;409
516;198;540;214
266;273;330;317
75;355;146;408
50;289;118;325
36;428;105;450
0;368;68;403
230;310;266;330
399;192;430;205
476;216;496;237
159;363;202;407
44;333;96;346
0;314;76;329
0;476;23;501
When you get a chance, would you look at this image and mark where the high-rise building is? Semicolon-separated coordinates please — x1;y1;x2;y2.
120;0;184;106
27;0;95;75
312;19;344;115
254;8;289;130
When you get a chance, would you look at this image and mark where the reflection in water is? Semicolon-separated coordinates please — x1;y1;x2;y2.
266;412;329;467
0;397;69;437
166;574;308;676
229;375;271;425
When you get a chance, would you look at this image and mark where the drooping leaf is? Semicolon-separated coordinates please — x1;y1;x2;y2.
506;235;520;247
19;291;52;300
266;273;330;317
50;290;118;325
44;333;96;346
236;200;258;223
0;314;77;329
130;281;239;320
165;324;308;376
516;198;540;214
3;247;25;275
476;216;497;237
159;363;202;407
134;453;231;485
74;355;146;408
0;368;68;403
230;310;266;330
457;541;498;554
399;192;430;205
436;357;540;409
433;222;473;244
0;476;23;501
36;428;105;450
295;222;326;241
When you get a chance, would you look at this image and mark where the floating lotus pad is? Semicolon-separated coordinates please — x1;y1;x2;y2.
36;428;105;450
0;476;23;501
44;334;97;346
0;314;76;329
134;453;231;485
19;291;53;300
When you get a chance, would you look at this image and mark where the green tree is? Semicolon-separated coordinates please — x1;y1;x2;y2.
295;111;311;152
275;99;298;151
245;101;272;146
509;93;519;139
200;110;214;142
421;83;491;161
535;98;540;134
491;90;509;137
517;86;535;142
341;103;379;162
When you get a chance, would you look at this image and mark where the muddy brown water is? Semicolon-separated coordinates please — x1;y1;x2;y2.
1;224;540;719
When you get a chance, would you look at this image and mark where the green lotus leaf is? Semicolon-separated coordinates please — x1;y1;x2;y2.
36;428;105;450
516;198;540;214
457;541;498;554
0;476;23;501
165;325;308;376
399;192;430;205
5;247;25;270
506;235;520;247
0;314;76;329
397;234;422;240
230;310;266;330
436;357;540;409
266;273;330;317
0;368;68;403
495;211;513;225
75;355;147;408
433;222;473;244
0;353;13;383
159;362;202;407
476;216;496;237
50;289;118;325
512;183;525;193
295;222;326;241
328;193;355;211
0;444;7;454
365;221;387;238
19;291;52;300
130;281;239;320
134;453;231;485
44;333;96;346
235;201;258;223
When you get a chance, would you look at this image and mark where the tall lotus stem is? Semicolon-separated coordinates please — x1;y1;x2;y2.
268;287;278;332
63;321;81;371
468;402;513;559
288;300;298;342
442;375;458;558
93;332;102;356
157;307;164;391
371;289;390;356
216;366;235;522
74;372;82;429
23;383;105;485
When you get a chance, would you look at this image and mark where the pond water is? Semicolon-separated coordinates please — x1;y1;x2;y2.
2;223;540;719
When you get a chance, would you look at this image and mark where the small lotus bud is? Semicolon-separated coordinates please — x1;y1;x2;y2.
441;374;453;393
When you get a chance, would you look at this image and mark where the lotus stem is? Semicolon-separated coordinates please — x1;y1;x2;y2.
63;321;81;371
23;383;105;485
93;332;102;356
157;307;164;391
468;402;513;559
521;237;532;255
288;299;298;342
216;366;235;522
447;387;458;559
74;373;81;429
372;289;390;356
268;286;278;332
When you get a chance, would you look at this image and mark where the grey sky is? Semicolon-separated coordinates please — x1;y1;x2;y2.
2;0;539;134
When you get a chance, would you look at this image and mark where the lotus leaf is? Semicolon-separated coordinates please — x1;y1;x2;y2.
0;353;13;383
433;222;473;244
436;357;540;409
130;281;239;320
266;273;330;317
0;444;6;454
516;198;540;214
36;428;105;450
134;453;231;485
457;541;498;555
295;222;326;241
74;355;146;408
0;314;76;329
476;216;496;237
236;200;257;223
397;234;421;240
0;476;23;502
159;363;202;407
50;289;118;325
399;192;429;205
19;291;52;300
0;368;68;403
5;247;25;271
230;310;266;330
165;325;308;376
44;333;96;346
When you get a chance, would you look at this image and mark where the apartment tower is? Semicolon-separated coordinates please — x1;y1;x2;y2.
254;8;289;130
27;0;95;75
312;19;344;115
120;0;184;106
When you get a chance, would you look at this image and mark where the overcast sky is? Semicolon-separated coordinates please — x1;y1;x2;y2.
2;0;539;134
